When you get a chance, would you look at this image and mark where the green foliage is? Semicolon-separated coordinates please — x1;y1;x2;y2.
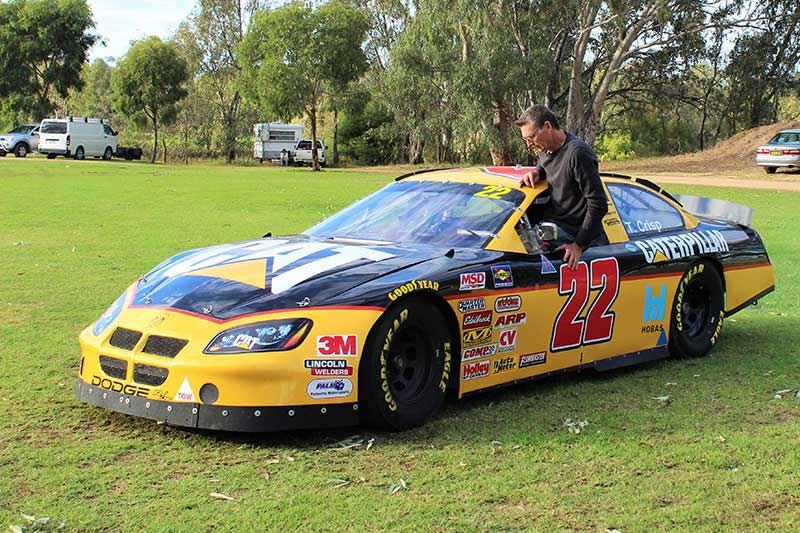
0;0;97;119
65;59;114;118
338;95;401;164
112;36;189;162
595;130;637;161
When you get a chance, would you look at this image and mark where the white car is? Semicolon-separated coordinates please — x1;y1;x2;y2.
294;139;326;166
755;129;800;174
0;124;40;157
38;117;118;160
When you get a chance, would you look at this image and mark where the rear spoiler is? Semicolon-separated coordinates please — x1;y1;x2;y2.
673;195;753;226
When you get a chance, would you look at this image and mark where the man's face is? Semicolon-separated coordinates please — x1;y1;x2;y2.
520;120;553;152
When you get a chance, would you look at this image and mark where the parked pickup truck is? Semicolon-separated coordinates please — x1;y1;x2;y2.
294;139;326;166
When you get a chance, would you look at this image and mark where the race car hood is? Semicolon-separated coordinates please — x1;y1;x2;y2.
129;235;447;319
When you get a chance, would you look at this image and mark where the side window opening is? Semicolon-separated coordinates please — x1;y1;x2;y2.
607;183;684;237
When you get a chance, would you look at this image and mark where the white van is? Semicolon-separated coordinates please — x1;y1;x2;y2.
38;117;118;160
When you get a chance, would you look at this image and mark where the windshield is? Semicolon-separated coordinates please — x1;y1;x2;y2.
40;121;67;134
8;126;33;134
305;180;525;248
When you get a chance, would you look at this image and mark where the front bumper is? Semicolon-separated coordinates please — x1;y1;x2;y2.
76;377;359;432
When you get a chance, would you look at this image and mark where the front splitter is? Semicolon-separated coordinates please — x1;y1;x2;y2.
75;378;360;432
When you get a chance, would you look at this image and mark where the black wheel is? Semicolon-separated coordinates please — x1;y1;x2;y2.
46;153;57;159
0;151;6;157
765;167;777;174
74;146;85;160
360;299;453;430
102;146;113;160
14;143;28;157
669;261;725;358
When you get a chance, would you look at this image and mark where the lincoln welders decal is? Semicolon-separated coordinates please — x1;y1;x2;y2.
143;240;395;294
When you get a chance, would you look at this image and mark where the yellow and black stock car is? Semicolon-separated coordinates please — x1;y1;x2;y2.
76;167;775;432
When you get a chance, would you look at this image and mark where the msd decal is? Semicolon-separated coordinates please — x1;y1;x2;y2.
494;312;526;328
463;310;493;330
460;272;486;291
316;335;357;356
462;360;490;380
494;295;521;313
498;329;518;353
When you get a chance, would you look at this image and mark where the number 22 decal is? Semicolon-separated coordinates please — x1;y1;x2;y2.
474;185;511;199
551;257;619;352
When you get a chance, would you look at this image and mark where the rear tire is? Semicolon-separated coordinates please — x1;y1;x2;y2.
46;153;57;159
669;261;725;358
765;167;777;174
14;143;28;157
74;146;85;160
360;299;453;430
102;146;113;160
0;151;6;157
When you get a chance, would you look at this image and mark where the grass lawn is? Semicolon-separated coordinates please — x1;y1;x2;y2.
1;158;798;531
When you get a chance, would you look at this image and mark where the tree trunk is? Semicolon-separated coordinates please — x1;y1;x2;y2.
162;136;167;164
409;137;424;164
488;97;514;165
333;107;339;165
151;114;159;164
310;104;321;171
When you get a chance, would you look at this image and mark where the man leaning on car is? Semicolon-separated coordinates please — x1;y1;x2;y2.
516;105;608;269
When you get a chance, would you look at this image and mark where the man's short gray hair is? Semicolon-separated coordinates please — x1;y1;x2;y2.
515;105;561;130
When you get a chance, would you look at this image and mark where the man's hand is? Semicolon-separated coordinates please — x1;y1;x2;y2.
556;242;583;270
519;167;542;188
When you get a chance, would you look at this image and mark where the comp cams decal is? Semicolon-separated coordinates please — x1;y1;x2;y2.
307;378;353;399
462;343;497;362
387;279;440;301
634;230;729;264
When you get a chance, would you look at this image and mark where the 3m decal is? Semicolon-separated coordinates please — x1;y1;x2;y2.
519;351;547;368
317;335;357;356
494;295;521;313
305;359;353;376
463;310;493;330
634;230;729;264
474;184;512;199
540;255;557;274
462;343;497;361
307;378;353;399
460;272;486;290
463;327;493;347
90;375;149;398
498;329;518;353
551;258;620;352
492;356;516;374
387;279;440;301
458;298;486;313
173;377;196;402
462;360;490;380
494;312;526;328
491;265;514;288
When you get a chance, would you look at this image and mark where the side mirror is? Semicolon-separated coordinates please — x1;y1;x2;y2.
536;222;558;242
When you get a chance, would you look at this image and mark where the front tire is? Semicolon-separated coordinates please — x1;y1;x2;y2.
74;146;85;160
765;167;777;174
46;153;57;159
360;299;453;430
102;146;113;160
669;261;725;358
14;143;28;157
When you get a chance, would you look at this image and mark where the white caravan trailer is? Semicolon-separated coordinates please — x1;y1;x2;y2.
38;117;117;160
253;123;304;162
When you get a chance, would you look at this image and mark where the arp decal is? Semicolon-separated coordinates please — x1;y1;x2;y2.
497;329;518;353
494;295;521;313
634;230;729;264
551;258;620;352
387;279;440;301
458;297;486;313
462;360;490;380
491;265;514;288
494;312;526;328
460;272;486;291
462;343;497;361
307;378;353;399
305;359;353;377
492;357;516;374
519;351;547;368
462;310;493;330
317;335;357;356
462;327;493;348
91;375;149;398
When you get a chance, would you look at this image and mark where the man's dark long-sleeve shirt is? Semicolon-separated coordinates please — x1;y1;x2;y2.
538;133;608;248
